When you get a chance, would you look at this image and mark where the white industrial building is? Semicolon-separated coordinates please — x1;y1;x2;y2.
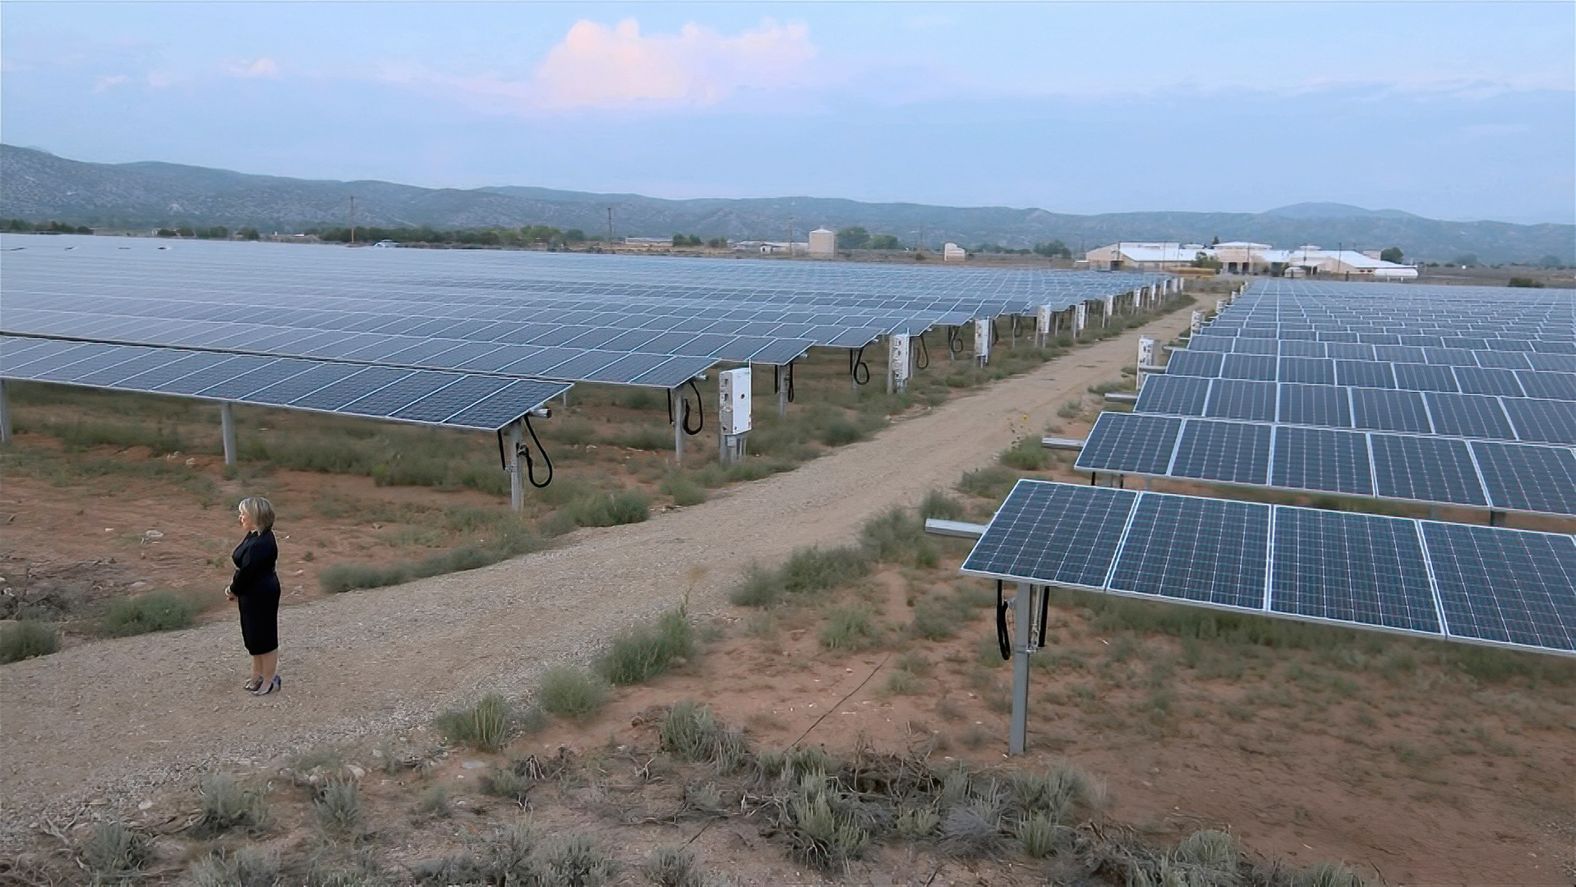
943;242;967;262
1085;241;1417;279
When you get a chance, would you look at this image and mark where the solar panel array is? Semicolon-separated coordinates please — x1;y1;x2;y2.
0;334;569;431
0;233;1167;390
1134;374;1575;445
1076;411;1576;516
961;480;1576;656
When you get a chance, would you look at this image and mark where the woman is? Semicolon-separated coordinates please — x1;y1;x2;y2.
225;496;282;696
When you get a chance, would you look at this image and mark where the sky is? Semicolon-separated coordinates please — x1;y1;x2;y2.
2;1;1573;224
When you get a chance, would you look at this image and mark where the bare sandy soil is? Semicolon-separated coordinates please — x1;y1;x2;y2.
3;308;1573;885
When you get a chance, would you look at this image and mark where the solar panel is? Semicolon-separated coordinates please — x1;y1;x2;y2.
1335;359;1396;389
1468;441;1576;516
1271;426;1375;496
1453;366;1527;398
1170;419;1271;485
1425;392;1515;439
1369;434;1488;507
1349;387;1432;434
1107;494;1270;610
1075;412;1183;474
1204;379;1277;421
1278;356;1336;385
1421;522;1576;653
1221;353;1277;380
961;481;1138;588
1165;350;1224;377
1269;508;1439;634
1501;398;1576;445
1278;383;1352;427
1392;362;1460;393
1515;371;1576;401
1134;374;1209;416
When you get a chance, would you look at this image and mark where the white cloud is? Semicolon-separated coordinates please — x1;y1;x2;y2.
380;18;817;115
91;74;128;93
226;57;280;79
146;71;177;89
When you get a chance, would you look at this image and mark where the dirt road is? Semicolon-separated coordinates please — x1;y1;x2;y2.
0;313;1182;831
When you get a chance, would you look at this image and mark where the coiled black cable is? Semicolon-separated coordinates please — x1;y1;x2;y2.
947;326;965;355
849;347;870;386
520;413;553;488
682;378;704;435
915;333;930;370
1036;584;1050;648
996;580;1012;661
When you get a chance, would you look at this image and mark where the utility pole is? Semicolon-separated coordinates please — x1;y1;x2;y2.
349;195;356;245
607;206;615;246
788;216;796;256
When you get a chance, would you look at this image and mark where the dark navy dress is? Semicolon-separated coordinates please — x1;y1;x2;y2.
232;529;281;655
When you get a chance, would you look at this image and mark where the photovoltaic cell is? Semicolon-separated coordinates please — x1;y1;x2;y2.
1075;412;1183;475
1422;522;1576;653
1349;388;1432;434
1335;359;1396;389
1204;379;1277;421
1453;366;1526;398
1269;508;1439;634
1170;419;1271;485
1369;434;1488;507
1278;356;1335;385
1469;441;1576;516
1425;392;1515;439
1134;375;1209;416
1515;371;1576;401
1271;426;1374;496
1164;350;1224;377
1107;494;1270;610
1501;399;1576;445
961;482;1138;588
1392;362;1460;393
1278;383;1352;427
1221;353;1277;380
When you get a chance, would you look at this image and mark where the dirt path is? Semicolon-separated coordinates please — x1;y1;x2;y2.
0;314;1182;831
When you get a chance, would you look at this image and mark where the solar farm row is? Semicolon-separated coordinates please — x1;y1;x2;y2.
961;480;1576;656
1075;410;1576;517
0;335;570;431
1168;343;1576;376
1133;374;1576;443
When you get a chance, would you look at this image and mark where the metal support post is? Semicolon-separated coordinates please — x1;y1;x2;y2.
0;380;10;444
220;402;237;466
672;387;685;466
778;370;789;418
1009;582;1034;755
508;421;524;511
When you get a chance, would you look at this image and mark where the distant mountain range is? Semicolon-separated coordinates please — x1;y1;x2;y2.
2;145;1570;264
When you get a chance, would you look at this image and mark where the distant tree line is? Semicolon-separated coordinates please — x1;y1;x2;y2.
3;219;92;234
311;225;592;248
835;227;903;250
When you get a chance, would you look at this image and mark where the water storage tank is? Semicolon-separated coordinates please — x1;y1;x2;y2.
808;227;835;257
943;242;967;262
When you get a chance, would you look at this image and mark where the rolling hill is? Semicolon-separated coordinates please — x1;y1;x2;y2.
2;145;1570;264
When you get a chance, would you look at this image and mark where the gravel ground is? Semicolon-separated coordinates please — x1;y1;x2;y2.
0;315;1181;844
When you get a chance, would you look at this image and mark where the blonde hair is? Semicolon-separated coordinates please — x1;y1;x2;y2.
238;496;276;532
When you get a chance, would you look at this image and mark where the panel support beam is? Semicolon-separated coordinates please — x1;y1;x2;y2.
1009;582;1034;755
672;386;685;467
922;518;987;540
220;402;237;467
0;380;11;445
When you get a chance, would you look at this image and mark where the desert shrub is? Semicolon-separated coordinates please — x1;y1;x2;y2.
415;784;451;818
567;490;649;527
1293;862;1367;887
313;780;362;835
434;693;513;752
819;603;881;651
482;766;532;805
1176;828;1240;878
859;507;937;567
643;846;705;887
537;666;609;718
193;773;269;837
999;436;1050;471
0;619;59;663
776;773;870;870
101;590;198;636
1016;810;1059;858
80;820;152;883
957;466;1016;500
615;425;672;451
919;489;966;521
542;835;618;886
187;847;279;887
599;608;695;685
729;546;870;608
660;701;750;771
884;669;921;695
659;473;707;506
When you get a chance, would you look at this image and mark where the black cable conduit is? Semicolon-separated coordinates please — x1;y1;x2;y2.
915;333;931;370
521;413;553;488
996;580;1012;661
849;346;870;386
682;378;704;435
